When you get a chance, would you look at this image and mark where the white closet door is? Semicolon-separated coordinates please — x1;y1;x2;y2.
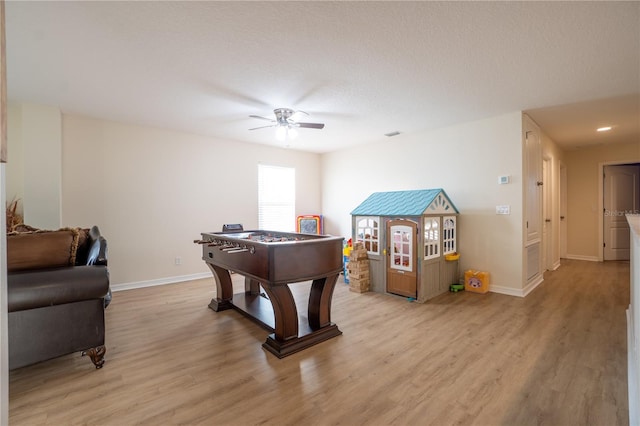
604;164;640;260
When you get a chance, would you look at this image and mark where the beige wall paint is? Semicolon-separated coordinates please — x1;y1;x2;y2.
6;103;61;229
565;141;640;260
321;111;525;293
62;114;322;286
6;103;572;294
6;103;21;208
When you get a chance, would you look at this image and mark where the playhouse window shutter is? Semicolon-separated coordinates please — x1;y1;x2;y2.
258;164;295;232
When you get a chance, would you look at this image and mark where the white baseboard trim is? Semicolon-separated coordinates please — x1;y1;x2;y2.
489;285;525;297
490;274;544;298
523;274;545;297
551;260;561;271
112;272;211;292
564;254;600;262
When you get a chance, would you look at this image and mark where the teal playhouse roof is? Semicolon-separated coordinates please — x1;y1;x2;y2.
351;188;459;216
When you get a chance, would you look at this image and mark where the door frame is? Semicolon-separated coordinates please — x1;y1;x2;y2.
598;160;640;261
542;156;552;271
559;162;567;259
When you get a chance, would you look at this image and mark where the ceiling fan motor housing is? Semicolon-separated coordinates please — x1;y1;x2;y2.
274;108;296;126
248;108;323;131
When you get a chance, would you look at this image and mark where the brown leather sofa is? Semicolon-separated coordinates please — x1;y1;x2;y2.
7;226;110;370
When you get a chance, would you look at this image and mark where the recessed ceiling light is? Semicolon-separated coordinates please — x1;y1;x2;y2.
597;126;612;132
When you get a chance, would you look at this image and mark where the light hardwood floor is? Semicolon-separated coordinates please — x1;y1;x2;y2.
9;259;630;425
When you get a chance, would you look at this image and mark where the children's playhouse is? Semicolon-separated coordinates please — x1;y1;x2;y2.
350;188;459;302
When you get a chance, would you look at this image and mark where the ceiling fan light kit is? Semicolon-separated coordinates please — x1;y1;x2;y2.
276;125;298;141
249;108;325;140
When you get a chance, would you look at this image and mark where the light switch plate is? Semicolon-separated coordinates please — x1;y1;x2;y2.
498;175;510;184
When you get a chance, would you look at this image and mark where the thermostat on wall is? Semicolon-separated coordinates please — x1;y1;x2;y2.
498;175;510;184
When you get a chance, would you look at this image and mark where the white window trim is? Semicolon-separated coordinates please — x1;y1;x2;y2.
443;216;457;255
390;224;413;272
355;216;380;255
424;217;441;260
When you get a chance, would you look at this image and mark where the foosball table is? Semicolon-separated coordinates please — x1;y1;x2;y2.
195;230;344;358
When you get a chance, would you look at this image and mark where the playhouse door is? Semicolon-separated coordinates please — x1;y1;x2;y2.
386;220;417;298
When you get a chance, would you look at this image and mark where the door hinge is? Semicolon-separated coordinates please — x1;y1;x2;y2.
603;242;606;248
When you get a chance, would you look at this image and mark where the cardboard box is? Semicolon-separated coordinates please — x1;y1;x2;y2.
464;270;490;294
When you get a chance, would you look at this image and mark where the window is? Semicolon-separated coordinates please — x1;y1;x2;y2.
424;217;440;260
258;164;295;231
391;225;412;271
443;216;456;254
355;216;379;254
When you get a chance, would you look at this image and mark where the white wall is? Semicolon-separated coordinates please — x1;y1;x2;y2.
628;215;639;426
61;114;322;286
7;102;61;229
321;111;524;293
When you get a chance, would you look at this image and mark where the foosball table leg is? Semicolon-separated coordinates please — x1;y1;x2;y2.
207;264;234;311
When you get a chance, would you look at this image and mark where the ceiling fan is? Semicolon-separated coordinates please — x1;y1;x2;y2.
249;108;324;140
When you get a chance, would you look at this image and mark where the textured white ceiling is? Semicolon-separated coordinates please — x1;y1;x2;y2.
5;1;639;153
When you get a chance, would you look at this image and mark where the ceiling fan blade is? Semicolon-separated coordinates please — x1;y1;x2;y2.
249;115;275;122
249;124;277;130
290;110;309;121
296;122;325;129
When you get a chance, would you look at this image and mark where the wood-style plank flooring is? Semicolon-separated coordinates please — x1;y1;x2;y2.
9;259;630;425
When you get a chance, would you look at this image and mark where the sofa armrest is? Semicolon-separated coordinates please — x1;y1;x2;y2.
8;265;110;312
87;236;108;266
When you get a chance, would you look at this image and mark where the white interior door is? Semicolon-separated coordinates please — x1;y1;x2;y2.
542;158;552;270
604;164;640;260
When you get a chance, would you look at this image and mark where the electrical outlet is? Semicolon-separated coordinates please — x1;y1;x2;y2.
175;257;182;265
496;205;511;215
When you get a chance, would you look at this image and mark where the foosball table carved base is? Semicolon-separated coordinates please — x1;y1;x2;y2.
198;230;344;358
